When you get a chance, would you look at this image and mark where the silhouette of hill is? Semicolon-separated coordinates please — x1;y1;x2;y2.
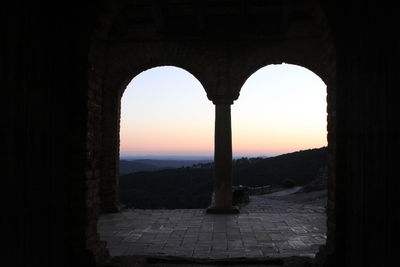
119;160;160;175
119;159;213;175
119;147;327;209
233;147;328;186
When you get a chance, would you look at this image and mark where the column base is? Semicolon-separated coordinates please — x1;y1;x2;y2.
206;205;239;214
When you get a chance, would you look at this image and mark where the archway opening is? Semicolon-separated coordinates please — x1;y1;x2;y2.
118;66;214;209
233;63;327;157
231;63;328;257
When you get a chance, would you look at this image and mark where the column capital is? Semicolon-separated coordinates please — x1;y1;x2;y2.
208;94;237;105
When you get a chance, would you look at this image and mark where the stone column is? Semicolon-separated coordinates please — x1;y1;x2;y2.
207;99;239;213
99;91;121;213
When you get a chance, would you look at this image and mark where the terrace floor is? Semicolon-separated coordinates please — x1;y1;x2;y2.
98;188;327;260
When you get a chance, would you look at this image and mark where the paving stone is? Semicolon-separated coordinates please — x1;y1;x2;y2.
99;193;326;259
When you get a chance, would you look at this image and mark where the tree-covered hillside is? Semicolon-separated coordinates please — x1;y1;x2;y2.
119;147;327;209
119;168;213;209
233;147;328;186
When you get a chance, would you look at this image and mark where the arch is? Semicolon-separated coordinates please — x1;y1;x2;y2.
99;61;213;214
225;38;335;98
232;63;328;157
119;65;213;158
240;61;328;94
118;65;208;100
102;42;218;100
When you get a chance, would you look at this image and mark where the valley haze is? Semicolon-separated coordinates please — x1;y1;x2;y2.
120;155;269;175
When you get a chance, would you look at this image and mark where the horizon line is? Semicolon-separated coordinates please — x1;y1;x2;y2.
119;146;327;159
120;154;271;159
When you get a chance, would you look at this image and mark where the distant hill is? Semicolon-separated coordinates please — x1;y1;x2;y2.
119;159;213;175
119;160;160;175
234;147;328;186
119;147;327;209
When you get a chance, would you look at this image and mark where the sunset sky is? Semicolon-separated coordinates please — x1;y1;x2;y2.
120;64;327;158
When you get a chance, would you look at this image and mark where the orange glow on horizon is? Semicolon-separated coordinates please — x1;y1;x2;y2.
120;129;213;154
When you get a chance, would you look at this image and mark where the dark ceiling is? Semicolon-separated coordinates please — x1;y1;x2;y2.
109;0;324;41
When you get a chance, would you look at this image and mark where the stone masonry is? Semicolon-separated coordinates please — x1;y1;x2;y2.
99;190;326;259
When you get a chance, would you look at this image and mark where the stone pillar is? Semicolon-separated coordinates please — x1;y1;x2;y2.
99;91;121;213
207;100;239;213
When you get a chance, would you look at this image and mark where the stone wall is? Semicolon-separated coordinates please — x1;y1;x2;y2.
332;1;400;266
4;1;98;266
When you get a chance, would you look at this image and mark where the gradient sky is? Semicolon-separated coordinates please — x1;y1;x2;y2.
120;64;327;157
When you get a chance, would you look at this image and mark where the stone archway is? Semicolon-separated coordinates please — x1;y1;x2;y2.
89;0;337;264
232;54;335;263
96;39;336;257
235;61;334;260
99;61;210;214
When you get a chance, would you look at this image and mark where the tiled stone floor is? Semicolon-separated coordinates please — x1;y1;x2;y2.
98;189;326;259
